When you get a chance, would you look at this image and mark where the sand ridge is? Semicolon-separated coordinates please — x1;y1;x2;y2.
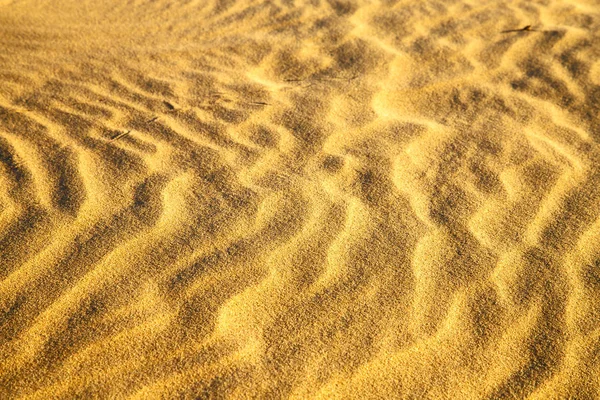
1;0;600;398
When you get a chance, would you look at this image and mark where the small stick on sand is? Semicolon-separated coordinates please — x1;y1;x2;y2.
285;75;358;83
163;101;177;111
501;25;534;33
284;78;306;82
110;130;131;141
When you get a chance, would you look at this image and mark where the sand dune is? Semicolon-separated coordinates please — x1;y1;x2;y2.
1;0;600;398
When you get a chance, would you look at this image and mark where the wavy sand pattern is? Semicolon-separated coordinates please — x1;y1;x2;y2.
1;0;600;398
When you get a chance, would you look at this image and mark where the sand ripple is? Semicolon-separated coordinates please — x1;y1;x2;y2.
1;0;600;398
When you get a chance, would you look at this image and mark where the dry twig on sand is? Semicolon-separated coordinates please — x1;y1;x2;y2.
502;25;534;33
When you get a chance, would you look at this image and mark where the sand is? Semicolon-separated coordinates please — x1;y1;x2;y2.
1;0;599;398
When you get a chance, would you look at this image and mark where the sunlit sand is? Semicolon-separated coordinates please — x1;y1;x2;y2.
1;0;600;398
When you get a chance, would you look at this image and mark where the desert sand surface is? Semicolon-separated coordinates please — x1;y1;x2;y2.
1;0;600;398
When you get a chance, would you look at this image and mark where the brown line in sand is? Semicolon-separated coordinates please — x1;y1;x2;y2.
110;130;131;141
501;25;535;33
284;75;358;83
164;101;177;111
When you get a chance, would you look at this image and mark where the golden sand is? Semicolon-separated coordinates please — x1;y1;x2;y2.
1;0;600;398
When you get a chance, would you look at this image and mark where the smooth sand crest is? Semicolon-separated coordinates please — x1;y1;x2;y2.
1;0;600;398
